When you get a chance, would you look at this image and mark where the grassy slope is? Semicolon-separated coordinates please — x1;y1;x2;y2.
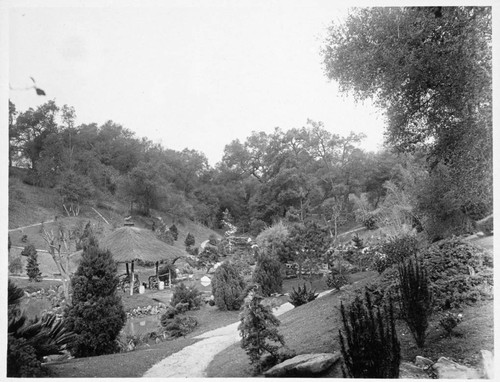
207;289;493;378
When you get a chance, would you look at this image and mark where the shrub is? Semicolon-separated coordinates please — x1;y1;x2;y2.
288;283;318;307
326;272;350;290
379;234;419;267
9;256;23;275
252;256;283;297
339;291;400;378
7;336;44;377
8;280;75;377
239;288;286;374
398;256;433;348
212;262;246;311
158;262;178;284
420;237;493;310
169;224;179;240
171;283;202;310
184;232;195;247
161;315;198;338
64;243;126;357
439;312;463;338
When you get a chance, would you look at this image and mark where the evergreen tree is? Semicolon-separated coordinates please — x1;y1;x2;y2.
252;255;283;296
212;262;246;311
169;224;179;241
64;241;126;357
23;245;42;282
185;232;195;247
239;287;285;373
339;291;400;378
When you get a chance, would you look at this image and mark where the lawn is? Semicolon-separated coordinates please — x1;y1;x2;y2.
206;275;494;378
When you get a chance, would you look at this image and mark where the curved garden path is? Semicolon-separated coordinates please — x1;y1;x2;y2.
142;290;334;378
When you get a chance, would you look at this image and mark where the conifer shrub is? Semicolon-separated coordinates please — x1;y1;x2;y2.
184;232;195;247
326;270;350;290
239;288;286;374
169;224;179;240
161;315;198;338
376;234;419;272
338;290;400;378
252;255;283;297
171;282;202;310
64;243;126;357
24;245;42;282
212;262;246;311
420;237;493;310
288;283;318;307
398;256;433;348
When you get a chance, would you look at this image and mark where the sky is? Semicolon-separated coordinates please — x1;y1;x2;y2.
6;0;387;165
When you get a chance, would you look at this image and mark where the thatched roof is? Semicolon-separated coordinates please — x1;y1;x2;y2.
100;226;185;264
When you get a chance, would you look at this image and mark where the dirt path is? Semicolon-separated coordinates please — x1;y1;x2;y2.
8;220;55;232
142;290;333;378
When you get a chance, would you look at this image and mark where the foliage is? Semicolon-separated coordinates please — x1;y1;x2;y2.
64;243;126;357
439;312;463;338
212;262;247;311
8;279;76;377
282;221;330;276
57;170;95;216
255;221;289;258
7;336;45;377
398;257;433;348
170;282;202;311
158;262;178;283
169;224;179;240
239;288;286;373
323;7;492;224
25;245;42;282
288;283;318;307
184;232;195;247
339;291;400;378
9;255;23;275
252;255;283;297
378;233;420;271
160;315;198;338
196;243;220;273
326;271;350;291
420;237;493;310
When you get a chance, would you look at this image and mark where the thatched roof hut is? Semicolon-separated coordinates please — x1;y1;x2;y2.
100;226;185;264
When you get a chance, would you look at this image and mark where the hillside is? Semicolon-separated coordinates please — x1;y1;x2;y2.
8;174;222;278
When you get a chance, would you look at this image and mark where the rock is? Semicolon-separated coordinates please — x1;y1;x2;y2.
264;352;340;377
432;357;480;379
480;350;494;379
399;362;430;379
415;356;434;368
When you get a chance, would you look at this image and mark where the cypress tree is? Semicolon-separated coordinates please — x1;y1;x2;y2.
185;232;195;247
212;262;246;311
64;241;126;357
169;224;179;241
23;245;42;282
252;255;283;296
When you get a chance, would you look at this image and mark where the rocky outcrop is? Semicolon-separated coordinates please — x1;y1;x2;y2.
264;352;340;377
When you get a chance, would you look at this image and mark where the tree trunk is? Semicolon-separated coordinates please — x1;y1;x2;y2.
130;260;135;296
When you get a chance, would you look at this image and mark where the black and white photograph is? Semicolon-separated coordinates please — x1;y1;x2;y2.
2;0;495;378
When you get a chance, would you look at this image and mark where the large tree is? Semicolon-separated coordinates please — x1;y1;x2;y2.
322;7;492;216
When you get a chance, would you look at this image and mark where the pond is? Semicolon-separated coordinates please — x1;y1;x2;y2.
122;315;161;336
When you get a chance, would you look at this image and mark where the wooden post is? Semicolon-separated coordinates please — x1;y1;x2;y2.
126;262;129;276
168;268;172;288
130;260;135;296
156;261;159;290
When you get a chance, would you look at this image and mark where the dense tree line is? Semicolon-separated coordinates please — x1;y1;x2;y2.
9;7;491;239
9;100;397;234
